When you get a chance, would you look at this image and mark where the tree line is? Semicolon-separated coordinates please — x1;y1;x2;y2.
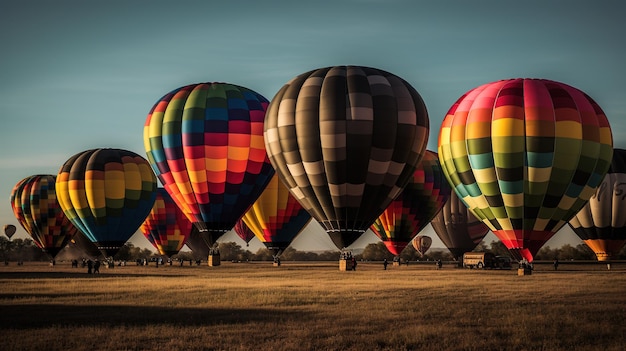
1;236;624;263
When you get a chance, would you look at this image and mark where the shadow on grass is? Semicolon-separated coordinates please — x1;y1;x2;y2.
0;304;307;329
0;272;189;279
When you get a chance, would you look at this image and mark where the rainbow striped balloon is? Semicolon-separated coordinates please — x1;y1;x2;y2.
438;78;613;262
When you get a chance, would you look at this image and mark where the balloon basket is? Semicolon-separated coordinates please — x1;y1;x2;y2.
517;267;532;276
208;254;221;267
392;261;400;267
339;258;355;271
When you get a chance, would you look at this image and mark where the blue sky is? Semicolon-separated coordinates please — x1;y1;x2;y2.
2;0;625;252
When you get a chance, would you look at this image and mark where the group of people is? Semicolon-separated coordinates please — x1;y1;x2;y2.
82;259;101;274
341;251;357;271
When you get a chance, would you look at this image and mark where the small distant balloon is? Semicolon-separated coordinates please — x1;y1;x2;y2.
4;224;16;239
233;219;256;247
411;235;432;257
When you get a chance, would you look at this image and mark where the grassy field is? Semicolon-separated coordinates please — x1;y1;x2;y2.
0;261;624;351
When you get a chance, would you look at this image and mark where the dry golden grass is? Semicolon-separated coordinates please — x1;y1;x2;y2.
1;261;625;351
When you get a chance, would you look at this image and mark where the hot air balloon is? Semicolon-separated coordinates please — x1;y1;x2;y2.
56;148;157;258
67;231;105;260
264;65;430;250
140;188;192;257
144;82;275;248
242;173;312;258
233;219;256;247
3;224;16;240
185;226;210;260
411;235;432;257
10;175;79;258
370;150;450;256
431;191;490;261
438;78;613;262
569;148;626;263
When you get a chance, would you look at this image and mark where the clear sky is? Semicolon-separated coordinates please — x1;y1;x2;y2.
2;0;625;253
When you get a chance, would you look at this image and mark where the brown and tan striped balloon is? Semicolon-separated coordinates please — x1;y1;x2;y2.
264;66;429;249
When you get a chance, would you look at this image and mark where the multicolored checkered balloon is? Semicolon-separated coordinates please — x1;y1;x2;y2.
10;174;79;258
140;188;192;257
242;173;311;256
144;83;275;247
370;151;451;256
438;78;613;262
264;66;430;249
56;148;157;257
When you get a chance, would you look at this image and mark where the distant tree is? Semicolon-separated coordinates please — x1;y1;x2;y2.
488;240;512;257
217;242;247;261
360;242;395;261
422;250;453;262
251;247;273;261
173;251;194;262
473;241;489;252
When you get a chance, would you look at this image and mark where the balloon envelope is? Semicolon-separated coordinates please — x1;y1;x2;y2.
411;235;432;256
140;188;192;257
233;219;256;246
185;226;210;260
569;148;626;261
371;150;451;256
242;173;311;256
431;191;490;260
264;65;430;249
438;78;613;262
10;175;79;258
56;148;157;257
144;82;275;247
67;231;105;260
4;224;16;239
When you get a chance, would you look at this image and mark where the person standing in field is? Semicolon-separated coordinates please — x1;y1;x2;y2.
383;258;388;270
553;258;559;270
87;259;93;274
93;259;101;274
